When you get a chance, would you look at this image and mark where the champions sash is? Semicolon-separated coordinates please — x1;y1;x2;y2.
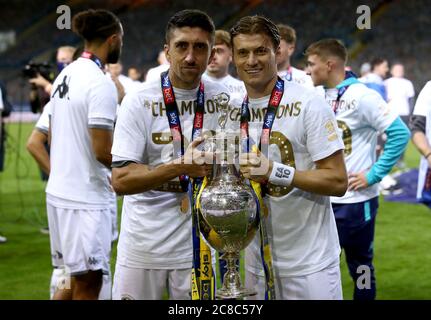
160;71;215;300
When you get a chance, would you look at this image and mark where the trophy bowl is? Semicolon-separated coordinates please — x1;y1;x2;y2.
198;133;259;299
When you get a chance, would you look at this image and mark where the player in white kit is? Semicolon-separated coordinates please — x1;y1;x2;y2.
229;16;348;300
111;10;229;300
411;82;431;207
27;100;118;300
276;24;314;89
305;39;410;300
203;29;246;103
46;9;122;300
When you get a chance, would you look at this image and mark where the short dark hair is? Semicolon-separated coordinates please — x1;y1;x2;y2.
72;9;121;43
277;24;296;45
165;9;215;44
305;38;348;63
230;15;280;50
371;58;387;70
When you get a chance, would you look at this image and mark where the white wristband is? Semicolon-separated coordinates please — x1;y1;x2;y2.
268;162;295;187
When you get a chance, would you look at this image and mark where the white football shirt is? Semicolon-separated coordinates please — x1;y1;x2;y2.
35;102;51;134
112;78;229;268
46;57;117;208
202;73;246;103
227;81;344;277
325;83;398;204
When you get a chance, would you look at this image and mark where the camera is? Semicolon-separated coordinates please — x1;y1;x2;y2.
22;61;54;80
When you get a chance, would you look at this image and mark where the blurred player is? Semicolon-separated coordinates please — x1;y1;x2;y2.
410;81;431;206
203;29;245;102
276;24;313;88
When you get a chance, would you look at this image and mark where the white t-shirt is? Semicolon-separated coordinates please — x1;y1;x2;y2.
226;81;344;277
46;57;117;208
111;78;229;268
145;64;170;83
326;83;398;204
384;77;415;116
412;81;431;199
35;102;51;134
278;66;314;89
202;73;246;103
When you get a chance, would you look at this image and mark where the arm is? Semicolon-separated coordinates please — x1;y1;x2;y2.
410;115;431;166
112;138;211;195
240;149;348;197
29;74;52;95
291;150;347;196
110;75;125;104
26;129;50;175
89;128;113;169
113;162;184;195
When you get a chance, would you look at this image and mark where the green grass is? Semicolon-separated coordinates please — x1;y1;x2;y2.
0;122;430;299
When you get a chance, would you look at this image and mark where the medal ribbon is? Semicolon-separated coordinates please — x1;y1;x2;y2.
239;77;284;300
160;71;214;300
81;51;104;70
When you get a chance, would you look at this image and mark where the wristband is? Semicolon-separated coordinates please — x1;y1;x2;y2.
268;162;295;187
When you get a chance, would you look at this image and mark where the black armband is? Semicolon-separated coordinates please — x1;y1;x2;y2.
409;115;426;134
111;160;136;168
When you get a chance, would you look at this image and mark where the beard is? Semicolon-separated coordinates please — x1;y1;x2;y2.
107;45;121;64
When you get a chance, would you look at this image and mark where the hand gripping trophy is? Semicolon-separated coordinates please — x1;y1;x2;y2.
195;93;260;299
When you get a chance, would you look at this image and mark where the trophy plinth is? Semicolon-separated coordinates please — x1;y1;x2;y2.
198;133;258;299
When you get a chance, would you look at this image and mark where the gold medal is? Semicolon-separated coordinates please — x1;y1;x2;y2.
180;195;189;214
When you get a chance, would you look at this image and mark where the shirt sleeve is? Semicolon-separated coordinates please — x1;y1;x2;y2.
111;92;147;164
304;93;345;162
407;80;415;99
360;90;398;133
35;102;51;134
87;79;118;130
413;82;431;117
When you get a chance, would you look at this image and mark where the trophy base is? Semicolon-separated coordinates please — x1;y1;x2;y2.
216;287;257;300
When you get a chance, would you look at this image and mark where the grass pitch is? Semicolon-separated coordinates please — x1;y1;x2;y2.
0;122;430;299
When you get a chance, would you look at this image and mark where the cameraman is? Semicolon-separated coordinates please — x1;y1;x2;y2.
28;46;75;113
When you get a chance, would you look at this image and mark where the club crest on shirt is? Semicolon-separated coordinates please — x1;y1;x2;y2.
325;120;338;141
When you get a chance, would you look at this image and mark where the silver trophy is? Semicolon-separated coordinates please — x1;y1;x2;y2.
197;94;259;299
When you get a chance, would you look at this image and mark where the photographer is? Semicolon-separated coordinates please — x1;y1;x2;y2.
27;46;75;113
